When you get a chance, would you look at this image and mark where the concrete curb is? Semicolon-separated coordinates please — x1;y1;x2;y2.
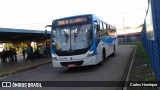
123;46;137;90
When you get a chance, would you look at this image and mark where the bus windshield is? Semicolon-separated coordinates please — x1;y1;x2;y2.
52;24;93;51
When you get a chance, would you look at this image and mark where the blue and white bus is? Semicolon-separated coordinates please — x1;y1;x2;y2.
45;14;118;67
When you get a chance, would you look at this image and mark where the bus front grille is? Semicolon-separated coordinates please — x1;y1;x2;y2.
60;61;84;66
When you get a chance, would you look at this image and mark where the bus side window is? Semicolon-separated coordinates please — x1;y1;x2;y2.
100;23;109;37
107;25;111;36
103;23;108;36
99;22;103;37
103;23;106;30
100;22;103;31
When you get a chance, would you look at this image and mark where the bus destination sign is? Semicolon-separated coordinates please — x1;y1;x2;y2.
57;17;87;26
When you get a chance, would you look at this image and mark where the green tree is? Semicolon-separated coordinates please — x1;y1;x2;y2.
4;43;13;49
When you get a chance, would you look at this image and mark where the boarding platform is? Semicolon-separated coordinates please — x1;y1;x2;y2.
0;55;51;78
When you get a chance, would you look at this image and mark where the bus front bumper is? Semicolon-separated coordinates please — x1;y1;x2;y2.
52;55;97;67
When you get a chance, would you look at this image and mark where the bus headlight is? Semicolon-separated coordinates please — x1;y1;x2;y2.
52;54;58;60
86;51;94;59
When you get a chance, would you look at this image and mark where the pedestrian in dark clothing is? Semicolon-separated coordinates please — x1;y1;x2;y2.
4;49;8;62
30;46;34;60
13;48;17;62
26;44;33;61
0;52;2;61
9;47;14;61
22;47;26;60
2;49;6;62
6;48;10;61
4;48;8;61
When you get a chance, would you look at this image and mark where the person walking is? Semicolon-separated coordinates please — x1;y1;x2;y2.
26;44;33;61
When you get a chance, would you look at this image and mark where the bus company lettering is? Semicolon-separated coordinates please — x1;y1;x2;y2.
12;82;42;87
28;83;42;87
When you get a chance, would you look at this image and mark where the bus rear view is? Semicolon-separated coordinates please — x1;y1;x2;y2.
45;14;117;67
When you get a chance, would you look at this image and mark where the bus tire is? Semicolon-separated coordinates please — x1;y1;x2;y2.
97;61;103;66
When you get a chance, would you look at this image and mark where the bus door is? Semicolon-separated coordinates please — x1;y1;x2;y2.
95;23;102;63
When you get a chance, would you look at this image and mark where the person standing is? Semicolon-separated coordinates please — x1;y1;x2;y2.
30;46;33;60
22;47;26;60
0;52;2;61
9;47;14;61
2;49;6;62
13;48;17;62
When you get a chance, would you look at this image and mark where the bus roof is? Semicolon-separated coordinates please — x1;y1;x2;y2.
52;14;98;21
52;14;116;28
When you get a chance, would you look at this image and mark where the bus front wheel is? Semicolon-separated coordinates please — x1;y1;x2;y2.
97;50;105;66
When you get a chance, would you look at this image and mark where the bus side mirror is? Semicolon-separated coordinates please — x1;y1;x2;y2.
97;25;100;31
94;20;100;31
44;25;52;37
45;29;47;37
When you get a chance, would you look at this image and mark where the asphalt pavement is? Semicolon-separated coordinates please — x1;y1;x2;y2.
0;45;136;90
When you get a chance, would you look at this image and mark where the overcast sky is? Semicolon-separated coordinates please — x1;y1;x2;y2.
0;0;148;30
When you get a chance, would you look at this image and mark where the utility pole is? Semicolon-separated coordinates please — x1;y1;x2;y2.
123;17;126;42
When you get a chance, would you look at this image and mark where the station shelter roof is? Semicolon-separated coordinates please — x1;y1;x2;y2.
0;28;50;43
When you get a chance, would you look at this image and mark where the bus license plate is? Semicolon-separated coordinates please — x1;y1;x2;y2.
68;64;76;67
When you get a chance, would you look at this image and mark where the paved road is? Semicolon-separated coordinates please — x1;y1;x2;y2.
0;45;136;90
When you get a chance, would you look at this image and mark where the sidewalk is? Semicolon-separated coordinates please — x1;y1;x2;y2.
0;55;51;78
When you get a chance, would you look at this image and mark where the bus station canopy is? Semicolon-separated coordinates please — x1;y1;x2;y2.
0;28;50;43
